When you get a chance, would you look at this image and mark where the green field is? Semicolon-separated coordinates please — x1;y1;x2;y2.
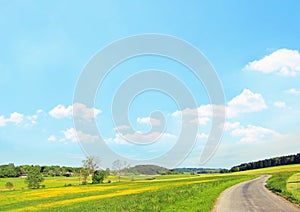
0;174;254;211
287;173;300;201
0;164;300;211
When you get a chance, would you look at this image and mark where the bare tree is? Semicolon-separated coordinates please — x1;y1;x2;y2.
81;156;100;184
112;159;129;182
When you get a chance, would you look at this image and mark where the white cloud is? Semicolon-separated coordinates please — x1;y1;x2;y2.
172;105;223;125
49;104;72;118
73;103;101;120
286;88;300;95
227;89;267;117
121;131;176;144
274;101;286;108
231;125;280;143
137;117;161;126
0;112;25;126
0;116;6;126
62;128;99;143
224;121;241;131
172;104;222;118
190;117;210;125
105;133;129;145
47;135;57;142
6;112;24;124
106;131;176;145
26;114;38;126
37;109;43;113
171;89;266;120
49;103;101;120
0;111;42;127
244;48;300;76
114;125;131;131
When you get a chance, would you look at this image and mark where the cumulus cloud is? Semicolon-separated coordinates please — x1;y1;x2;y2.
114;125;131;131
62;128;99;143
49;104;72;118
137;117;161;126
106;131;176;145
172;104;224;126
0;110;44;127
274;101;286;108
189;117;210;125
227;89;267;117
286;88;300;95
6;112;24;124
122;131;175;143
49;103;101;120
244;48;300;76
224;121;241;131
229;124;280;143
0;112;24;126
172;104;222;118
47;135;57;142
0;116;6;126
172;89;266;120
26;114;39;126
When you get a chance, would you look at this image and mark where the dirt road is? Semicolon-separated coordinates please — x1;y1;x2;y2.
212;175;300;212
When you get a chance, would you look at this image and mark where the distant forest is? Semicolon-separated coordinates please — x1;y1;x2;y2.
0;164;81;178
230;153;300;172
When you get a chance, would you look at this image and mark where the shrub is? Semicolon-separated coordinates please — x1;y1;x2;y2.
25;166;44;189
92;170;108;184
5;182;14;190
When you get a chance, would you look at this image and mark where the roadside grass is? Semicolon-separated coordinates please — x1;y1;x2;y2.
230;164;300;205
0;174;254;212
287;173;300;203
266;172;296;201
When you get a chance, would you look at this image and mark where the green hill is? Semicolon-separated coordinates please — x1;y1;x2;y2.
128;165;169;175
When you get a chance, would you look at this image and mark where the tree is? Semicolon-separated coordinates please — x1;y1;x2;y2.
92;170;108;184
112;159;128;182
81;156;100;185
25;166;44;189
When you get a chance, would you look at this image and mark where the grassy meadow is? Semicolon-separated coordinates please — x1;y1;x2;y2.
0;174;254;211
0;164;299;211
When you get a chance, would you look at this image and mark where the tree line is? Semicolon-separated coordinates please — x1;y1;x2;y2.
1;157;129;189
230;153;300;172
0;163;82;178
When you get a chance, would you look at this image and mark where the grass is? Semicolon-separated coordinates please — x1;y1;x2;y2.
231;164;300;205
266;172;298;202
0;174;254;211
0;176;89;190
231;164;300;175
0;164;299;211
287;173;300;203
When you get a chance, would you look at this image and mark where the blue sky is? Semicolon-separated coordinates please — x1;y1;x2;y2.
1;1;300;168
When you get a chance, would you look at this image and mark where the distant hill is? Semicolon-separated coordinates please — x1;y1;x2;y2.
230;153;300;172
128;165;169;175
170;167;224;174
126;165;224;175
